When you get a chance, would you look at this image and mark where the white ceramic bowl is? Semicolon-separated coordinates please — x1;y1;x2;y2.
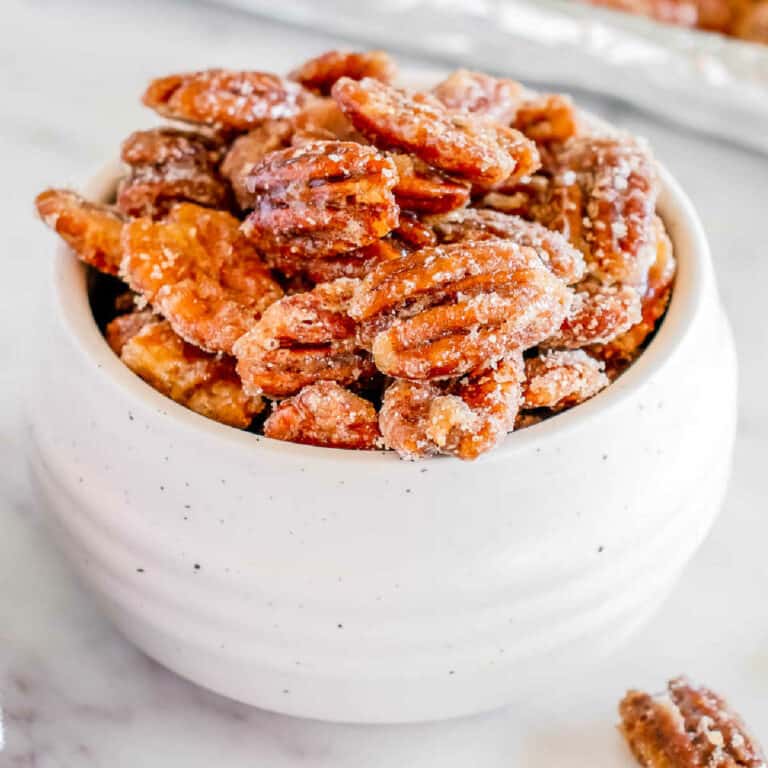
28;158;737;724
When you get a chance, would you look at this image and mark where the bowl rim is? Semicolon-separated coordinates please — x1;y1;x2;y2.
50;153;710;467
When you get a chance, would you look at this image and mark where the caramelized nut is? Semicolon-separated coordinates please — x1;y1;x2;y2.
240;140;399;259
265;381;380;449
120;203;282;354
35;189;125;275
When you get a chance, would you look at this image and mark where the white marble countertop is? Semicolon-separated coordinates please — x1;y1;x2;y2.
2;0;767;765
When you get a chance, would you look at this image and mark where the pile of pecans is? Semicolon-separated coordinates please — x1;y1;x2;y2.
581;0;768;42
36;51;675;460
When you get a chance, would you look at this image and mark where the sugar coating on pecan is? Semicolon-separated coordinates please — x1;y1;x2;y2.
114;317;264;428
332;77;540;187
380;356;523;460
428;207;586;284
142;69;308;130
545;281;642;348
551;135;659;285
290;50;397;95
264;381;380;449
350;240;573;379
220;120;294;209
522;349;608;410
117;128;229;217
120;203;283;354
594;216;675;366
431;69;524;125
35;189;125;275
240;140;399;259
233;278;371;398
619;677;767;768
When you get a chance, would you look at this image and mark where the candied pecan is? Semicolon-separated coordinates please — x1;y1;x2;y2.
595;217;676;364
220;120;294;209
619;677;766;768
118;319;263;428
691;0;731;31
522;349;608;410
117;128;229;217
551;136;659;285
240;140;399;259
431;69;523;125
545;281;642;348
105;309;157;354
142;69;307;130
120;203;283;354
267;237;407;283
264;381;380;449
291;98;359;143
390;153;470;215
513;94;579;145
35;189;125;275
233;278;371;398
394;212;437;249
379;356;523;460
428;208;586;284
350;240;573;380
734;2;768;42
332;77;540;187
290;50;397;95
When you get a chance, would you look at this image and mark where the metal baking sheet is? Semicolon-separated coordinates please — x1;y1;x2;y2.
211;0;768;153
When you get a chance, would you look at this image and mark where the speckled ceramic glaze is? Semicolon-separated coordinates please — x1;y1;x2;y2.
28;156;737;723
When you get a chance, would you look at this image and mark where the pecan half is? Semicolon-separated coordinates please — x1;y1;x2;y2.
112;317;264;428
350;240;572;379
291;98;359;143
619;677;766;768
380;356;523;460
105;309;157;354
290;50;397;95
545;280;642;348
220;120;294;209
550;135;659;285
595;217;676;365
267;237;407;283
233;278;372;398
264;381;380;449
522;349;608;410
393;212;438;249
117;127;229;217
332;77;540;187
142;69;308;130
120;203;283;354
428;207;586;284
35;188;125;275
240;140;399;259
390;153;470;215
513;94;579;145
734;2;768;43
431;69;523;125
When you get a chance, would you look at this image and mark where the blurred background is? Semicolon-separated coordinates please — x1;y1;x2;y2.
2;1;767;766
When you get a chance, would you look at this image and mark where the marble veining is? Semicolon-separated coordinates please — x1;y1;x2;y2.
2;0;767;764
